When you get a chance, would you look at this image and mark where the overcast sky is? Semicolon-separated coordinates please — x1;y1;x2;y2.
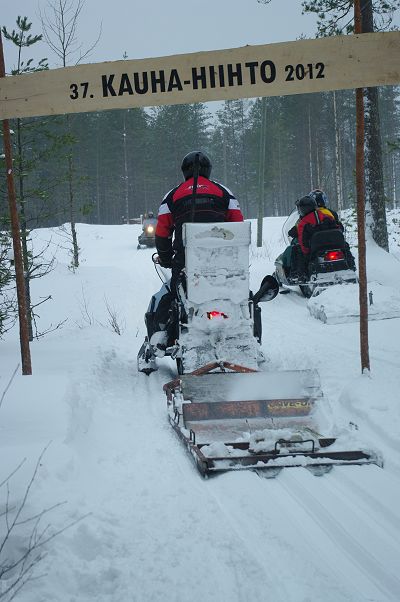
2;0;324;70
4;1;400;67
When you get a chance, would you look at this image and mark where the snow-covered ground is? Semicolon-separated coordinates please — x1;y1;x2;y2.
1;215;400;602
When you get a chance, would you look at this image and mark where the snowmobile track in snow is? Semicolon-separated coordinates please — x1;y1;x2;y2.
279;469;400;601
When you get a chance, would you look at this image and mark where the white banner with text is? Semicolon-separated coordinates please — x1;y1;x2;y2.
1;32;399;119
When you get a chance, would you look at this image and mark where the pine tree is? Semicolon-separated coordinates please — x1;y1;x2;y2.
2;17;57;339
148;104;211;204
210;101;250;213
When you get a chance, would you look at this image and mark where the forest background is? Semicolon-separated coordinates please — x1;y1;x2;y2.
0;1;399;228
1;76;399;226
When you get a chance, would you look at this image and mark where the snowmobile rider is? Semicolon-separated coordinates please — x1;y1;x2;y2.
308;189;356;270
296;195;337;254
137;212;157;248
284;195;337;281
309;189;341;226
142;211;157;230
148;151;244;355
155;151;243;287
141;211;157;231
286;189;340;242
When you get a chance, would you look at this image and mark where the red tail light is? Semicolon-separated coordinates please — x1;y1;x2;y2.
324;250;344;261
207;311;228;320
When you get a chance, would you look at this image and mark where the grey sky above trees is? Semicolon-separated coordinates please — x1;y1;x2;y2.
3;0;324;68
3;0;399;68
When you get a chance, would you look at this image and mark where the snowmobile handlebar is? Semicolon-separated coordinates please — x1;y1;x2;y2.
152;253;173;269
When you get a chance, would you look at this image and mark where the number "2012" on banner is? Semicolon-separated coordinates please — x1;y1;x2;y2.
285;62;325;81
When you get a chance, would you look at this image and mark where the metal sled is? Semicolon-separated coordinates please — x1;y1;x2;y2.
164;362;382;477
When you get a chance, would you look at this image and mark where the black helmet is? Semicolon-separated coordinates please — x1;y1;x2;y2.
181;151;212;180
309;189;328;208
296;195;317;217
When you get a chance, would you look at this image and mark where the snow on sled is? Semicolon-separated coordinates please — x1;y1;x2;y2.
163;361;382;477
307;281;400;324
138;221;278;375
161;222;380;477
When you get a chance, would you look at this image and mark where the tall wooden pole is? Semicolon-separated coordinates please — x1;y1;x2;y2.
257;97;267;247
354;0;370;373
0;30;32;375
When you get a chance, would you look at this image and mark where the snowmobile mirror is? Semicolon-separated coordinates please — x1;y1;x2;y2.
253;275;279;304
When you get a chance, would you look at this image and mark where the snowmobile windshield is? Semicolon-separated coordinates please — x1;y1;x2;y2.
282;209;298;246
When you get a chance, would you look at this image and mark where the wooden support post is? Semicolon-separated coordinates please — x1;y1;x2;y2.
354;0;370;373
0;30;32;375
257;97;267;247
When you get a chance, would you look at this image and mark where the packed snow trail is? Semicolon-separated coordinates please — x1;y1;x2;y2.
19;342;400;602
1;221;400;602
209;468;400;602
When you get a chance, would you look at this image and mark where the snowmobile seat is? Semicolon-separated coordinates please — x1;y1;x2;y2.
182;221;251;305
178;221;260;371
310;229;345;255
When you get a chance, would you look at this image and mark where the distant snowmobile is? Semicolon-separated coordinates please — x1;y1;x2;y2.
274;212;357;298
137;216;157;249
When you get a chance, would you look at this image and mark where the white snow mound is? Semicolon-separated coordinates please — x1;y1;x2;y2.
307;281;400;324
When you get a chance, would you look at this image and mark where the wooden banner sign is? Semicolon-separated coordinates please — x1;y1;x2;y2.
1;31;400;119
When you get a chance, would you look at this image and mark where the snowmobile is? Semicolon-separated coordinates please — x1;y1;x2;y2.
274;213;357;298
137;219;157;249
137;221;279;376
138;221;381;477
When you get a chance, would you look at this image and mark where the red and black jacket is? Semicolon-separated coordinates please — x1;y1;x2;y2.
155;176;244;265
297;209;337;255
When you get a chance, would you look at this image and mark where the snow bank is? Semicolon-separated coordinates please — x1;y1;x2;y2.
307;281;400;324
